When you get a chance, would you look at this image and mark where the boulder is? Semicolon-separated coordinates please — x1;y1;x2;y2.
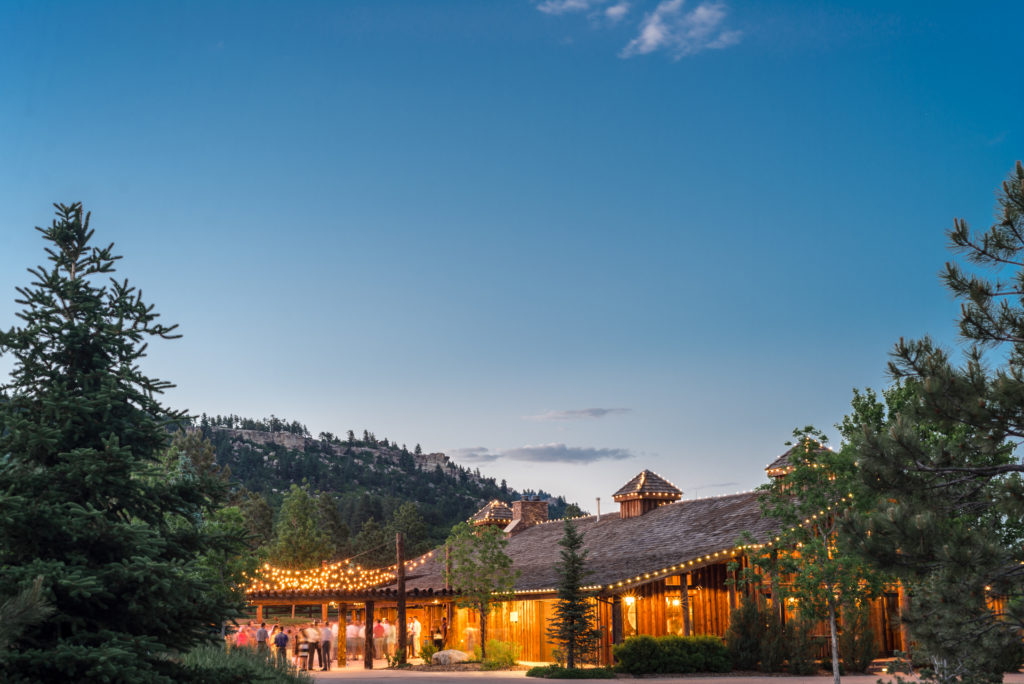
432;649;470;665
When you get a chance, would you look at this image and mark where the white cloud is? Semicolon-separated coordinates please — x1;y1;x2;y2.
448;447;499;463
450;443;635;464
606;2;630;21
525;407;631;421
620;0;742;59
536;0;603;15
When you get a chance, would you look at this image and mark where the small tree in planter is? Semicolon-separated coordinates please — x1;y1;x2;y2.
444;522;518;661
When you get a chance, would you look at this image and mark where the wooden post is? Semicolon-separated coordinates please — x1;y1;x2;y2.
256;604;263;623
769;549;783;625
680;573;691;636
364;601;375;669
322;603;328;623
728;560;738;612
397;532;408;664
898;581;910;655
291;604;295;619
611;595;623;645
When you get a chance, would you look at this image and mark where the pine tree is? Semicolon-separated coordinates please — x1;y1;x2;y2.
547;519;600;668
0;204;240;681
267;484;334;568
842;163;1024;684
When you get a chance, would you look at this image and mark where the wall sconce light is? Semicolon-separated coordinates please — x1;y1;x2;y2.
623;596;635;606
510;611;519;623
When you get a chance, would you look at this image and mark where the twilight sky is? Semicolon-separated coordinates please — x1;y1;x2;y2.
1;1;1020;509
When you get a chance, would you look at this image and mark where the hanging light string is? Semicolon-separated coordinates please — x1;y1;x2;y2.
245;549;436;595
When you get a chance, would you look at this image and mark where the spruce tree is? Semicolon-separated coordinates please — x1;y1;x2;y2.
547;519;600;669
845;162;1024;683
0;204;240;681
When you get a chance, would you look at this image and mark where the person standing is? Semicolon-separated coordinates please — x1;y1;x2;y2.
383;618;395;657
440;616;448;646
411;616;422;657
296;626;309;670
331;619;340;666
235;626;249;650
320;621;333;671
372;619;385;659
256;622;269;656
345;619;358;661
273;628;289;668
306;623;322;671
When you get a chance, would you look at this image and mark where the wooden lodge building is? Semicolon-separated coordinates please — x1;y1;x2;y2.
248;457;906;665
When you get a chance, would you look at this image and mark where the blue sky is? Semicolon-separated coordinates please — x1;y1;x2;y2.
1;0;1020;508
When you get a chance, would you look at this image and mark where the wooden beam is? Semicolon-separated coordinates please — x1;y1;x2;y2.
397;532;407;665
364;601;375;669
680;573;691;636
611;595;623;644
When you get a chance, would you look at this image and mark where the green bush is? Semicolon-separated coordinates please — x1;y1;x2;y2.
612;634;731;674
420;640;439;663
786;615;819;675
179;645;310;684
839;602;876;674
526;664;617;678
726;594;763;670
759;609;788;673
481;639;520;670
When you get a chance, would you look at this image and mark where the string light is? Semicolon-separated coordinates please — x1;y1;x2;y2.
246;551;436;595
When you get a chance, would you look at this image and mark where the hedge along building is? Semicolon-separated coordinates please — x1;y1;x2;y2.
246;462;907;665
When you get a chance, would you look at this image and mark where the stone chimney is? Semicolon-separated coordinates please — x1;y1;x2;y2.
504;496;548;535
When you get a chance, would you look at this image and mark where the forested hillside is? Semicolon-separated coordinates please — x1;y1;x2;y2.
193;414;576;567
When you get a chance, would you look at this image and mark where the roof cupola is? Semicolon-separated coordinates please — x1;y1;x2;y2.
613;469;682;519
471;500;513;528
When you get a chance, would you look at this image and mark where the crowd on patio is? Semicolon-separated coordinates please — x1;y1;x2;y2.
229;615;444;670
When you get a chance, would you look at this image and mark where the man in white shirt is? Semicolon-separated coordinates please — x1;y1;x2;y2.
411;616;422;657
345;620;359;661
320;622;333;671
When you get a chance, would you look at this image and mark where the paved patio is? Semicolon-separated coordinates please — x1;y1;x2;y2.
307;671;1024;684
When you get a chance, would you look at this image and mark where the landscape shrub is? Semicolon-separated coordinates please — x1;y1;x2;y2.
838;602;876;674
179;645;310;684
481;639;520;670
612;635;660;673
419;640;439;663
726;594;764;669
526;664;617;678
759;609;788;673
612;634;730;674
786;615;819;675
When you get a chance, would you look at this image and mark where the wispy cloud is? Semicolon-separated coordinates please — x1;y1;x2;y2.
450;443;635;464
620;0;742;59
525;407;631;421
536;0;604;14
690;481;740;492
448;447;500;463
606;2;631;22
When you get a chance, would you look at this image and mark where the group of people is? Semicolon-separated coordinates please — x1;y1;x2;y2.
230;614;449;668
230;620;336;671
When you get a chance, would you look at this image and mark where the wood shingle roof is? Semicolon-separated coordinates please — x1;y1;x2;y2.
612;469;682;500
400;490;778;594
470;500;513;525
